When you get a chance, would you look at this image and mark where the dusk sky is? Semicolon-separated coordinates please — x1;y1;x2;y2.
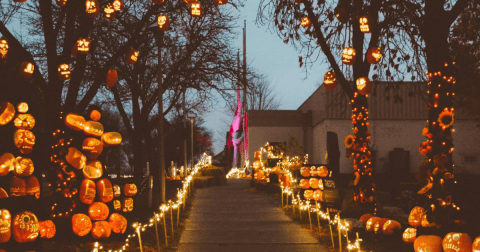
204;1;327;155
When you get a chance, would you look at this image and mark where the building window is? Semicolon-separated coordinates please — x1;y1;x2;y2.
464;155;477;164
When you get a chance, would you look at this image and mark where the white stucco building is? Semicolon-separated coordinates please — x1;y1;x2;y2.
247;82;480;175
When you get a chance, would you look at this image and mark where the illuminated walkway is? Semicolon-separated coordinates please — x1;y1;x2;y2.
177;179;329;252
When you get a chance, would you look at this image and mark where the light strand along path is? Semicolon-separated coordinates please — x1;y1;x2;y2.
177;179;329;252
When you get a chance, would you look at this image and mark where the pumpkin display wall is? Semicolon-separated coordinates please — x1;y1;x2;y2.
39;220;56;238
0;209;11;243
96;178;113;203
0;102;15;126
13;211;39;243
14;129;36;154
72;214;92;237
10;176;26;196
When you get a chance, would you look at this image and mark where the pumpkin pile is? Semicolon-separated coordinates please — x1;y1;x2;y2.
360;213;402;236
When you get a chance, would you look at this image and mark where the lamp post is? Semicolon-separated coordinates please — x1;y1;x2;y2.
189;115;195;172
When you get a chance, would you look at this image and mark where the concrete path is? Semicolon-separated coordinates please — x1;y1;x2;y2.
177;179;329;252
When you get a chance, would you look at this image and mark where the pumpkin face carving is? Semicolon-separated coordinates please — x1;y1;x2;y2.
125;48;139;65
359;15;372;33
402;227;416;243
14;157;34;177
72;214;92;237
65;113;86;131
80;179;96;204
414;235;442;252
300;167;310;177
113;185;121;198
356;77;371;95
323;71;337;90
88;202;109;221
123;183;137;196
108;213;127;234
77;38;91;54
122;197;133;212
10;176;26;196
17;102;28;113
191;3;202;17
366;217;381;232
342;47;356;65
57;64;71;80
13;211;39;243
13;114;35;130
408;206;425;227
304;190;314;200
112;0;123;11
0;153;16;176
113;200;121;212
39;220;56;238
104;3;115;20
309;178;319;189
83;160;103;180
92;221;111;239
82;138;103;160
318;166;329;177
0;102;15;126
25;175;40;199
157;15;169;31
0;38;8;59
85;0;99;18
96;178;113;203
382;220;401;236
65;147;87;170
367;47;382;64
301;17;311;28
0;209;11;243
442;232;472;252
83;121;104;137
299;179;310;189
14;129;36;154
101;132;122;147
20;61;34;79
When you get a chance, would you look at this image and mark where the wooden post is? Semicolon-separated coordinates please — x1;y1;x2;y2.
356;232;361;252
170;205;174;240
308;205;312;231
148;175;153;208
153;213;161;252
286;193;288;206
316;206;321;232
281;191;284;207
177;206;180;227
299;202;302;220
163;210;168;247
136;227;144;252
328;209;334;249
337;213;342;252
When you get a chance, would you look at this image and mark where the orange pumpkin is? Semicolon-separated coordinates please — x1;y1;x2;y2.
101;132;122;147
83;160;103;180
313;190;322;201
123;184;137;196
443;232;472;252
82;138;103;160
252;160;262;170
96;178;113;203
0;188;8;198
106;69;117;88
65;147;87;170
90;110;101;121
342;47;356;65
0;102;15;126
299;179;310;189
300;167;310;177
72;214;92;237
108;213;127;234
13;114;35;130
83;121;104;137
323;71;337;91
14;129;36;154
85;0;99;18
309;178;319;189
80;179;96;205
25;175;40;199
57;63;71;80
125;48;139;65
356;77;371;95
367;47;382;64
14;157;34;177
318;166;329;177
113;200;121;212
382;220;401;235
65;113;86;131
17;102;28;113
402;227;417;243
304;190;314;200
122;197;133;212
112;0;123;11
10;176;26;196
13;211;39;243
39;220;56;238
414;235;442;252
280;175;290;187
20;61;35;79
91;221;111;239
359;214;373;224
254;151;261;160
190;2;202;17
365;217;381;232
408;206;425;227
0;209;11;243
0;153;16;176
88;202;109;221
373;218;389;234
472;236;480;251
157;15;170;32
254;170;265;181
113;185;121;198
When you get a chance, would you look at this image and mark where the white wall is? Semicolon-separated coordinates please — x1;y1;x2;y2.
248;126;304;163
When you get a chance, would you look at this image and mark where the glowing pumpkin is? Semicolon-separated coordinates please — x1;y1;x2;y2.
20;61;34;79
123;183;137;196
83;121;104;137
13;114;35;130
356;77;371;95
14;129;35;154
125;48;139;65
403;227;416;243
359;214;373;224
323;71;337;90
92;221;111;239
299;179;310;189
414;235;442;252
313;190;322;201
252;160;262;170
191;3;201;17
365;217;381;232
122;197;133;212
0;37;8;59
108;213;127;234
57;63;71;80
83;160;103;180
80;179;96;205
103;3;115;20
14;157;34;177
65;147;87;170
106;69;117;88
88;202;109;221
72;214;92;237
300;166;310;177
82;138;103;160
382;220;401;235
359;15;372;33
65;113;86;131
373;218;389;234
17;102;28;113
472;236;480;251
304;190;314;200
342;47;356;65
10;176;26;196
39;220;56;238
85;0;99;18
113;185;121;198
408;206;425;227
309;178;319;189
96;178;113;203
157;15;169;32
77;37;91;54
0;209;11;243
101;132;122;147
113;200;121;212
317;166;328;177
367;47;382;64
0;102;15;126
13;211;39;243
112;0;123;11
443;232;472;252
25;175;40;199
301;17;311;28
0;153;16;176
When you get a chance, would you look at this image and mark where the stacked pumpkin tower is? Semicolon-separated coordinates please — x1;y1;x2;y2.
47;109;134;240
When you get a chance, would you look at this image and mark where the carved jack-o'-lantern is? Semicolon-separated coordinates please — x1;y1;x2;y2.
472;236;480;251
313;190;322;201
88;202;109;221
158;15;170;32
90;110;101;121
0;209;11;243
408;206;425;227
112;0;123;11
373;218;389;234
414;235;443;252
359;15;372;33
84;121;104;137
85;0;99;18
443;232;472;252
0;37;8;59
318;166;328;177
104;3;116;20
57;64;71;80
323;71;337;90
367;47;382;64
299;179;309;189
403;227;416;243
151;0;165;4
122;197;133;212
304;190;314;200
214;0;228;4
191;3;202;17
0;153;16;176
309;178;319;189
0;188;8;198
56;0;67;7
82;138;103;160
252;160;262;170
17;102;28;113
359;214;373;224
254;170;265;181
10;176;26;196
92;221;111;239
13;211;39;243
300;166;310;177
106;69;117;88
20;61;35;79
80;179;96;205
25;175;40;199
14;157;34;177
342;47;356;65
65;147;87;170
65;113;86;131
96;178;113;203
0;102;15;126
113;185;121;198
77;38;91;54
113;200;121;212
72;213;92;237
14;129;35;154
108;213;127;234
366;217;381;232
382;220;401;235
125;48;139;65
39;220;56;238
83;161;103;180
301;17;311;28
122;184;136;197
14;114;36;130
356;77;371;95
